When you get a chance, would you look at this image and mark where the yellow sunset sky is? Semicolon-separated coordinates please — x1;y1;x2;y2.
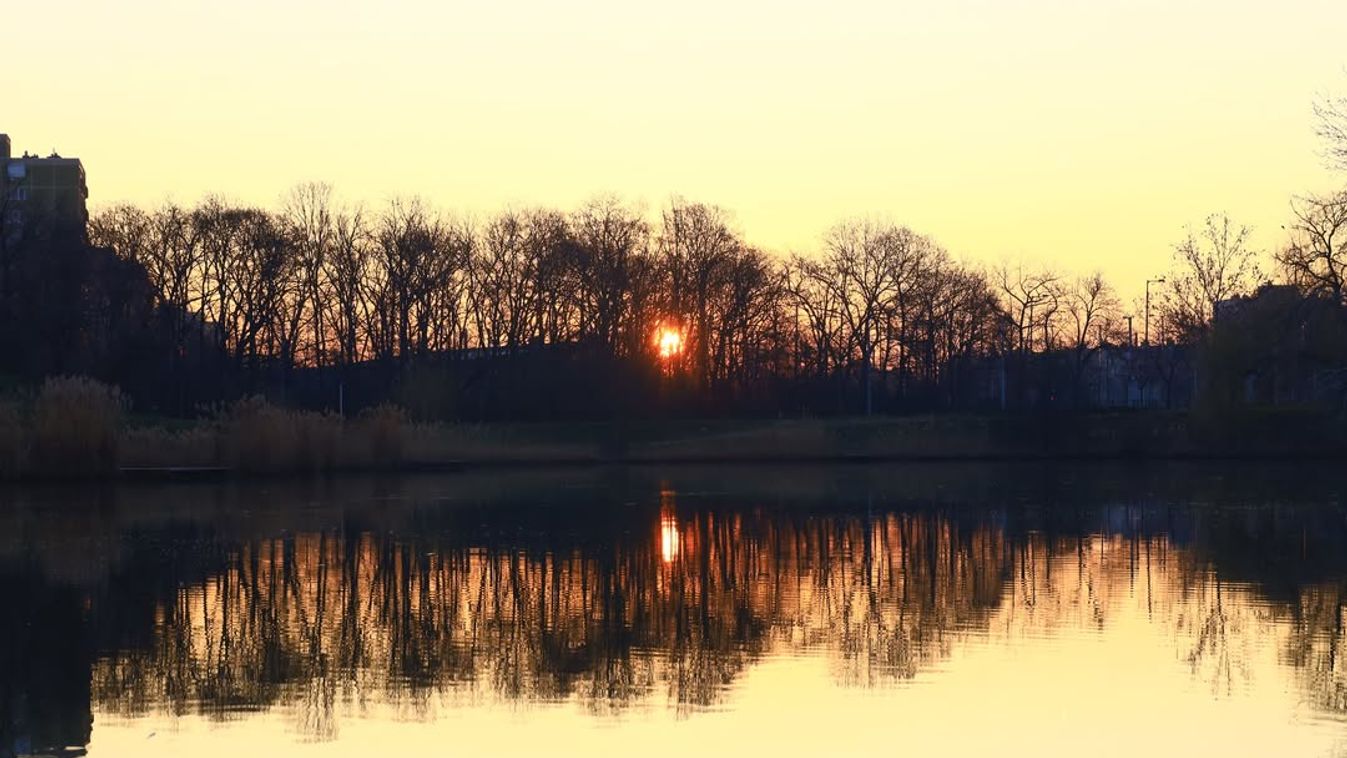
6;0;1346;297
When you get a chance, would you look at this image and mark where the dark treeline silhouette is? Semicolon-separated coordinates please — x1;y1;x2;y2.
3;464;1347;751
4;179;1347;418
79;191;1012;417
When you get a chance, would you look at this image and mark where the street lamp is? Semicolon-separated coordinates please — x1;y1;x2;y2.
1144;278;1166;346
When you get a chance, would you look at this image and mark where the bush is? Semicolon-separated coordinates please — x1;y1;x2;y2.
30;376;124;476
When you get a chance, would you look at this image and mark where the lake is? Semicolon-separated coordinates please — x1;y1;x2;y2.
2;463;1346;757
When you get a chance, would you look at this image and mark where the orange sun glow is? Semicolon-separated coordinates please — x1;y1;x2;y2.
656;327;683;360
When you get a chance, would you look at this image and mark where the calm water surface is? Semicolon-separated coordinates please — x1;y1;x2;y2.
2;463;1347;757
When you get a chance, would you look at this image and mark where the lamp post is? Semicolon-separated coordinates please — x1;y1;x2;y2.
1144;278;1166;346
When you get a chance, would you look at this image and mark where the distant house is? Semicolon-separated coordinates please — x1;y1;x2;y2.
0;132;90;237
962;343;1195;411
1087;343;1196;410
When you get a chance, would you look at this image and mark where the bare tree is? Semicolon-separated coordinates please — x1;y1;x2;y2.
1164;213;1259;338
370;198;466;363
1314;88;1347;171
1278;192;1347;303
282;183;337;367
89;204;153;264
193;197;246;361
996;263;1059;354
787;254;846;379
1058;272;1123;406
568;196;652;357
657;200;742;387
327;205;373;366
1062;272;1123;350
525;209;576;345
234;209;299;372
473;208;557;351
823;220;896;414
147;204;204;326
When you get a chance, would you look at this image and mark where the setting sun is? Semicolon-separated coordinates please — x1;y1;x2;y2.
656;327;683;360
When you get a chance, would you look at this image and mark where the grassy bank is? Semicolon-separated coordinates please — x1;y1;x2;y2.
1;377;1344;481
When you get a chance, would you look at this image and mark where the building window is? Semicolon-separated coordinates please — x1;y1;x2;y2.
14;187;27;202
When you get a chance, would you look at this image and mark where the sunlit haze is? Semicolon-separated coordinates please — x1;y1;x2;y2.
656;327;684;360
7;0;1346;296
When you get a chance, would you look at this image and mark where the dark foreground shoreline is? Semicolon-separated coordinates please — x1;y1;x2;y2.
5;409;1338;484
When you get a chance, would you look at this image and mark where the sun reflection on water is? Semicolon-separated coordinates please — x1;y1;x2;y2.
660;516;680;563
660;488;680;563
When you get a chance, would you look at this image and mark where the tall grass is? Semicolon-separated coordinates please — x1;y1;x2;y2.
356;404;407;468
29;376;124;476
211;397;409;473
219;397;341;473
4;374;1343;481
0;400;24;478
120;424;217;469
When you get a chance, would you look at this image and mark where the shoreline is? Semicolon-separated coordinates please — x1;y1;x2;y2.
6;410;1345;484
82;449;1347;485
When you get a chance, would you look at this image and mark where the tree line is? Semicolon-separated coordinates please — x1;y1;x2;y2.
81;189;1093;415
4;171;1347;417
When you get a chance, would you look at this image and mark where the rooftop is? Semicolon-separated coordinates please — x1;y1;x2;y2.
0;133;83;165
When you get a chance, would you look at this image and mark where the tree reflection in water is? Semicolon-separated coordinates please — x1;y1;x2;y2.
2;465;1346;752
85;511;1347;733
98;513;964;726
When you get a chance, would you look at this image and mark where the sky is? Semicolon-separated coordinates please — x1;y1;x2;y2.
6;0;1347;298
